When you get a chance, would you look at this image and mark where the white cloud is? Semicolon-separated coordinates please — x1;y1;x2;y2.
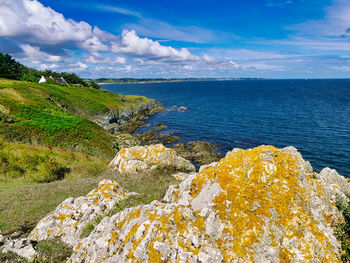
288;0;350;37
229;60;240;69
0;0;93;45
21;44;61;63
183;65;194;70
84;53;126;65
38;63;59;70
111;30;199;62
203;54;215;63
97;5;142;18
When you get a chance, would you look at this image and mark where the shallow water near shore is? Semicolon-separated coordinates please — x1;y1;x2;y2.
103;79;350;177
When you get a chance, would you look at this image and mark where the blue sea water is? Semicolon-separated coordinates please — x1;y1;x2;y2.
103;79;350;177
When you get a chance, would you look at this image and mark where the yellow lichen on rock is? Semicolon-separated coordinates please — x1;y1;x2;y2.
109;144;196;174
65;146;349;262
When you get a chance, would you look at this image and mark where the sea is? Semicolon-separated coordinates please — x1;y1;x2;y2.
102;79;350;177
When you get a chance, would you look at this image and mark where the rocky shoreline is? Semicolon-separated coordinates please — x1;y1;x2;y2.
94;99;222;168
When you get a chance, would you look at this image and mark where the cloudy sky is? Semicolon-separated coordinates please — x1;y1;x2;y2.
1;0;350;78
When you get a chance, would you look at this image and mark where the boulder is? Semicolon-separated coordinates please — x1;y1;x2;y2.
1;238;37;261
110;144;196;174
188;141;222;166
27;180;135;247
68;145;346;262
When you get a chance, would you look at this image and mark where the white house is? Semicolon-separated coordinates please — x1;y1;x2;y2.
38;76;46;83
38;76;69;86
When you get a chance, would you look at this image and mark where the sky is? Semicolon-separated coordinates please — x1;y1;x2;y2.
0;0;350;79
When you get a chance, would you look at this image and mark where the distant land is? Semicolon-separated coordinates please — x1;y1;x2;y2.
95;78;269;84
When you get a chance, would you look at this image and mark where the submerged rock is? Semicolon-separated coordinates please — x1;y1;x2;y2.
68;145;347;262
152;124;167;130
109;144;196;174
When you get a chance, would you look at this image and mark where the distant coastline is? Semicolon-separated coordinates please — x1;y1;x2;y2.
96;77;270;84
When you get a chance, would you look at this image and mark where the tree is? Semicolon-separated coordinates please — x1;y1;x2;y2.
0;53;23;80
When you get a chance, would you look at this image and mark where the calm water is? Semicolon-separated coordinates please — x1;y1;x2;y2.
103;79;350;177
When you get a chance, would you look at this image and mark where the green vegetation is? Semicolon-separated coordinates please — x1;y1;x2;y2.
0;78;149;158
35;239;73;263
0;141;110;233
0;53;98;89
336;202;350;262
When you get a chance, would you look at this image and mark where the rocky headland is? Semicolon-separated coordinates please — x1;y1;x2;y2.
2;144;350;262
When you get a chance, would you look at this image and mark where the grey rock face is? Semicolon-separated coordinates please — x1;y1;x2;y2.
69;145;347;262
4;145;350;262
1;238;37;261
110;144;196;174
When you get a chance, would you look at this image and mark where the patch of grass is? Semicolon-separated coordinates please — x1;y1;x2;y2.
34;239;72;263
0;140;107;184
80;215;103;238
336;202;350;262
0;142;115;234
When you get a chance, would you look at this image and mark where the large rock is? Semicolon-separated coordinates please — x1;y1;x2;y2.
110;144;196;174
69;145;348;262
28;180;135;247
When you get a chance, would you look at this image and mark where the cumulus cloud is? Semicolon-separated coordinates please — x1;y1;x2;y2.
111;30;199;62
21;44;61;63
84;53;126;65
0;0;93;45
0;0;201;66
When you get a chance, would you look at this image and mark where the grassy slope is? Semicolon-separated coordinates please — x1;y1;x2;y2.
0;139;110;233
0;78;151;234
0;78;150;159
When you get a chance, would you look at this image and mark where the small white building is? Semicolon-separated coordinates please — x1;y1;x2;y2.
38;76;46;83
38;76;69;86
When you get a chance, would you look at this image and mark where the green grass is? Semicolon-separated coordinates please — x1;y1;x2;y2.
336;202;350;262
35;239;73;263
0;140;114;234
0;78;150;159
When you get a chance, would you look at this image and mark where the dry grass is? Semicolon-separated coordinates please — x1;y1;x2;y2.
0;172;117;234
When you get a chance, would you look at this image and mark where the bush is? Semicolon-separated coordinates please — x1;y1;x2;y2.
0;53;23;80
34;162;70;183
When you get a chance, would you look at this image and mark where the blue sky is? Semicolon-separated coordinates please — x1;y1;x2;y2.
1;0;350;78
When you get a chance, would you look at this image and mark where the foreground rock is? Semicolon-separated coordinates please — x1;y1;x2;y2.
1;180;135;260
69;145;347;262
110;144;196;174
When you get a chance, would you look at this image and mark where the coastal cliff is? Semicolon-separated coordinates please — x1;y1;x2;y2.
2;145;349;262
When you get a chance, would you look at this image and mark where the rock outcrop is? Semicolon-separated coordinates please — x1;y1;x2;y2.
172;141;222;167
69;145;348;262
110;144;196;174
3;145;350;262
1;180;135;260
94;100;164;134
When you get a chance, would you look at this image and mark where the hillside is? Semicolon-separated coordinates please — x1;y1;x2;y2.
0;78;151;159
